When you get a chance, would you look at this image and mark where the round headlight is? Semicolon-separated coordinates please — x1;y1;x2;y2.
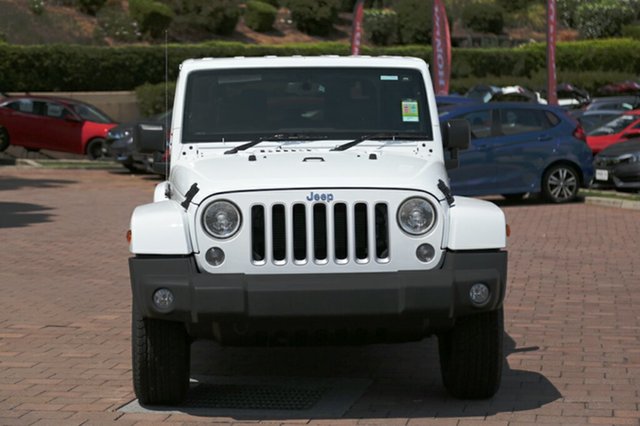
397;197;436;235
202;200;241;239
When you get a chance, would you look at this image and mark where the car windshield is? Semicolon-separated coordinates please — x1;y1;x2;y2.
590;114;637;136
466;88;493;103
182;67;432;142
71;103;114;124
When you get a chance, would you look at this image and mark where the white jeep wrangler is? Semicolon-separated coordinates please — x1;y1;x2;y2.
129;56;508;405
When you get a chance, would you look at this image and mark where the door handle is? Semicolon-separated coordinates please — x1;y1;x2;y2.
538;135;552;141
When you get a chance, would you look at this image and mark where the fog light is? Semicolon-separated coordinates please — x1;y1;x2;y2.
469;283;490;307
205;247;225;266
416;243;435;262
153;288;174;311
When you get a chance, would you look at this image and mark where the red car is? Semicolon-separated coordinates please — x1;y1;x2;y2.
586;110;640;154
0;95;117;159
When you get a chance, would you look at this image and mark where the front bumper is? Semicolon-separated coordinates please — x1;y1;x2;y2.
592;163;640;190
130;250;507;340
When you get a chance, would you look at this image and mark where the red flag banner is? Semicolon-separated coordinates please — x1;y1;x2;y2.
351;0;365;55
547;0;558;105
432;0;451;95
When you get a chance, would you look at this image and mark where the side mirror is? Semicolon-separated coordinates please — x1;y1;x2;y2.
134;122;166;154
442;119;470;169
442;119;470;150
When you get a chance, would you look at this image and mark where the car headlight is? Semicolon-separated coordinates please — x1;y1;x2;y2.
202;200;241;239
107;129;131;140
397;197;436;235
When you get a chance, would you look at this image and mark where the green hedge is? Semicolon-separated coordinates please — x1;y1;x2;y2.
135;82;176;116
622;24;640;40
2;39;640;92
450;70;640;95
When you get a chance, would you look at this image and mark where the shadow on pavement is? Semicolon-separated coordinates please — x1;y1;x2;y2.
0;202;53;228
0;177;76;191
1;146;85;160
141;331;560;420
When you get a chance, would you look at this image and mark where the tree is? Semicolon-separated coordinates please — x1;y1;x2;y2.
575;0;637;39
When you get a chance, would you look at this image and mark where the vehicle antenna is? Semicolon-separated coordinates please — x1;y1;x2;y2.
164;29;170;179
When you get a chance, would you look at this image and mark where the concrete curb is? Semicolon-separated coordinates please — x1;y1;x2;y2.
585;196;640;211
16;159;42;167
13;158;120;169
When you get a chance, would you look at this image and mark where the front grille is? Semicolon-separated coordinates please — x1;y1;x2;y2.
251;202;389;265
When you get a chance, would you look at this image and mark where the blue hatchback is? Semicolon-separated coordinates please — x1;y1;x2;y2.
440;102;594;203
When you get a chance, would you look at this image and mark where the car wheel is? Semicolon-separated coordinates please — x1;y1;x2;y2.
542;164;580;203
502;193;526;201
0;127;9;152
132;303;190;405
86;138;107;160
438;309;504;399
0;127;10;152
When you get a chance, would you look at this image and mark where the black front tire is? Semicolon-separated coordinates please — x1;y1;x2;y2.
0;127;9;152
438;309;504;399
132;304;191;405
542;164;580;203
86;138;107;160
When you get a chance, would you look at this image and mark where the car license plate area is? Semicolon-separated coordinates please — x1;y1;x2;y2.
595;169;609;181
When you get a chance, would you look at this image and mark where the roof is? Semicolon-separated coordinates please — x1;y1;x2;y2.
180;55;429;73
0;94;94;108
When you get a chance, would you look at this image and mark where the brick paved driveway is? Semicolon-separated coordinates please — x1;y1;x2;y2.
0;167;639;426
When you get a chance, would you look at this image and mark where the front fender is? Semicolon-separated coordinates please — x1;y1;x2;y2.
130;200;193;255
447;197;506;250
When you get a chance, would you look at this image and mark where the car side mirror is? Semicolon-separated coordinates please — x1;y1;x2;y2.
442;119;470;169
135;122;166;154
442;119;470;150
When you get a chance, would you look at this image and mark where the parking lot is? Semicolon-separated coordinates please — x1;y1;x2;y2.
0;165;639;426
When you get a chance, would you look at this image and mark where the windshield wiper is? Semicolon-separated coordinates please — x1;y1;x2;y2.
331;132;430;152
225;133;326;154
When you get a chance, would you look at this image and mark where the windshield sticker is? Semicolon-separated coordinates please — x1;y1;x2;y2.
380;75;398;81
402;100;419;122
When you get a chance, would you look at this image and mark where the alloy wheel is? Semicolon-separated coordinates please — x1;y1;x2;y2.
545;166;578;203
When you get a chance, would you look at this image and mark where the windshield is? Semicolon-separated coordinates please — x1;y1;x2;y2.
182;67;432;142
71;103;114;124
590;114;636;136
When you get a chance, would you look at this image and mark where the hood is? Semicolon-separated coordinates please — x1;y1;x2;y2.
170;150;448;204
596;138;640;157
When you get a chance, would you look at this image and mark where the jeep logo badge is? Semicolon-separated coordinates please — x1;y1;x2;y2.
306;191;334;202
